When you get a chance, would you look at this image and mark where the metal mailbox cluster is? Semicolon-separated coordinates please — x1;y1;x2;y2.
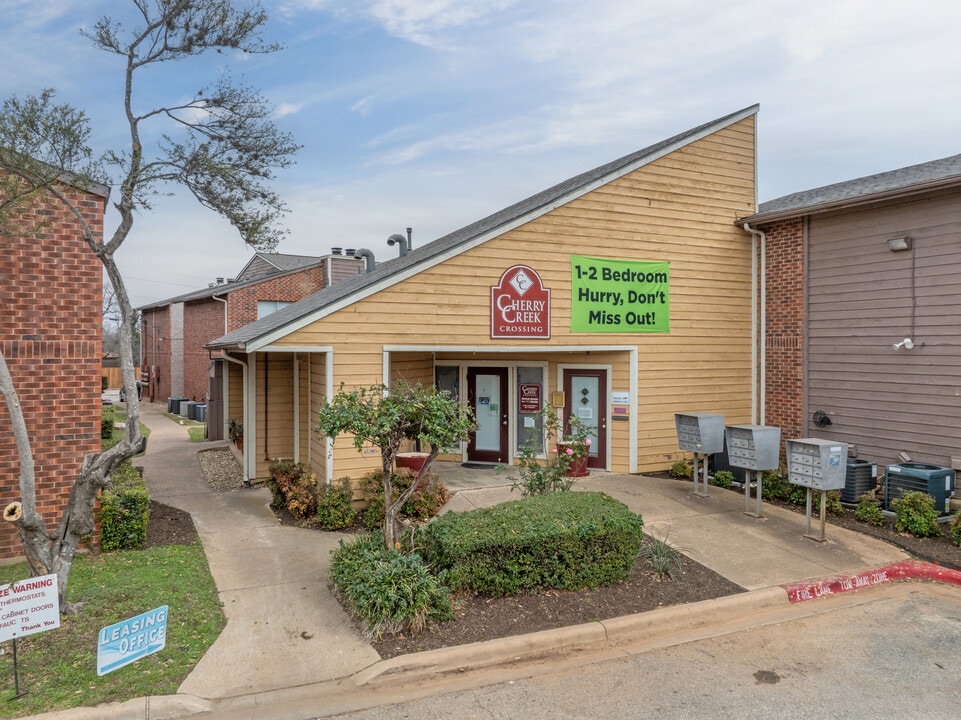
785;438;849;541
674;413;724;497
724;424;781;517
786;439;848;491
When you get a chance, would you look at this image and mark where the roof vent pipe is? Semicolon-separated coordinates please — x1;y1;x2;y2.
331;247;342;255
387;233;408;257
355;248;375;272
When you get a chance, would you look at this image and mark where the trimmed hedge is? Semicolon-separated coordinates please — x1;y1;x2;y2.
101;460;150;551
422;491;644;596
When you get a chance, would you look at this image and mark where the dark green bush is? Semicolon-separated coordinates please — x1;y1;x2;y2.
670;460;692;479
360;468;450;531
317;477;358;530
101;460;150;551
855;493;885;526
711;470;734;489
423;491;644;596
328;533;453;639
760;467;788;500
101;406;115;441
892;491;942;538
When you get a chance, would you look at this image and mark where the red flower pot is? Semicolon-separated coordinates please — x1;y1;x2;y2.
557;443;589;477
395;452;431;474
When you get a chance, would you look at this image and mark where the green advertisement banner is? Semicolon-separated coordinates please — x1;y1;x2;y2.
570;256;670;333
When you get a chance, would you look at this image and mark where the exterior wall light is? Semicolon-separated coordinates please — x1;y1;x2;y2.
893;338;914;350
887;237;912;252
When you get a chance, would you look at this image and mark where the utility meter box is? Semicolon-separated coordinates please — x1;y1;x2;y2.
674;413;725;454
786;439;848;491
724;424;781;471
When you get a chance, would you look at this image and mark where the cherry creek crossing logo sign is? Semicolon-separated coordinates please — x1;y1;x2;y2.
490;265;551;339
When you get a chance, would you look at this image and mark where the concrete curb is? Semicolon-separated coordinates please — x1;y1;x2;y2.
781;559;961;603
354;585;790;686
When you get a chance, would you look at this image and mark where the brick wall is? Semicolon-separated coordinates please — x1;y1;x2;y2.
183;298;226;401
0;184;106;559
761;218;805;444
226;265;326;330
140;306;172;404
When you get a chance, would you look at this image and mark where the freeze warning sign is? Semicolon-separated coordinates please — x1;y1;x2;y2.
570;256;669;333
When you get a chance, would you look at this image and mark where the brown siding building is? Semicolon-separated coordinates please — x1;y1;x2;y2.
743;154;961;474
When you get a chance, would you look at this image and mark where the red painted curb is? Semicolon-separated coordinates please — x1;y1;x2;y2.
782;561;961;603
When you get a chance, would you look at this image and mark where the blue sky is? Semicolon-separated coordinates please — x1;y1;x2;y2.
4;0;961;307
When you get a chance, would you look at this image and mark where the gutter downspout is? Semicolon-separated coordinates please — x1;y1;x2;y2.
222;349;250;485
742;223;767;426
211;293;229;335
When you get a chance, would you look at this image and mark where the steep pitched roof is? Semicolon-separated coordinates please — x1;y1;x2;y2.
235;252;327;281
207;104;760;352
742;153;961;225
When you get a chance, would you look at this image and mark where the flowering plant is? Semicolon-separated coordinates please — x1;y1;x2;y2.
557;413;592;459
501;405;594;496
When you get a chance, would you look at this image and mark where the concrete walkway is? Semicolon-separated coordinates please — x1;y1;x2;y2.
38;404;925;719
135;402;379;700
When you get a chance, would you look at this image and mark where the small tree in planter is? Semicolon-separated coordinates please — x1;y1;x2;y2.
317;381;476;550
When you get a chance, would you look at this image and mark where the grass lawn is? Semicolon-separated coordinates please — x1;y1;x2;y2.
0;543;223;717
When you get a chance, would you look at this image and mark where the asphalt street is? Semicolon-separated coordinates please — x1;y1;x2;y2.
309;583;961;720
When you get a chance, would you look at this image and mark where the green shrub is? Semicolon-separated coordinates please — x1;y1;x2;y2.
328;533;453;639
787;483;808;506
854;493;885;526
892;491;942;538
101;375;109;392
423;491;644;596
316;477;358;530
268;460;318;520
670;460;692;479
101;405;116;441
641;534;685;580
760;466;788;500
360;468;450;531
101;460;150;551
950;510;961;547
824;490;844;517
711;470;734;489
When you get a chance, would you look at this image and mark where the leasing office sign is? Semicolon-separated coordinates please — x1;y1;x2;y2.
491;265;551;339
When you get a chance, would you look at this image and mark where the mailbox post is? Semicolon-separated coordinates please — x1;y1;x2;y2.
675;413;725;497
786;438;848;542
724;424;781;518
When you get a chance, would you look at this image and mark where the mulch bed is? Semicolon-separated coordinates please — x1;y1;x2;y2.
150;466;961;660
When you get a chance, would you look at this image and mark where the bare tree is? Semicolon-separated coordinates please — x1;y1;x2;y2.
0;0;298;606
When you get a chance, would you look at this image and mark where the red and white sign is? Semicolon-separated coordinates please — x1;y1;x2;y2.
0;574;60;643
519;384;542;413
490;265;551;339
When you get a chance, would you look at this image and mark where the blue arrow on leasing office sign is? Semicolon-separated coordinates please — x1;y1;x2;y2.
96;605;168;676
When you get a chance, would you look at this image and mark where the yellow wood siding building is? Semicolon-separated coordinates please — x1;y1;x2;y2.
209;107;760;484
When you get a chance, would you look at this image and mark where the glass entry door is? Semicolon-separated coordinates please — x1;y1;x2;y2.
563;369;608;469
467;367;509;463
